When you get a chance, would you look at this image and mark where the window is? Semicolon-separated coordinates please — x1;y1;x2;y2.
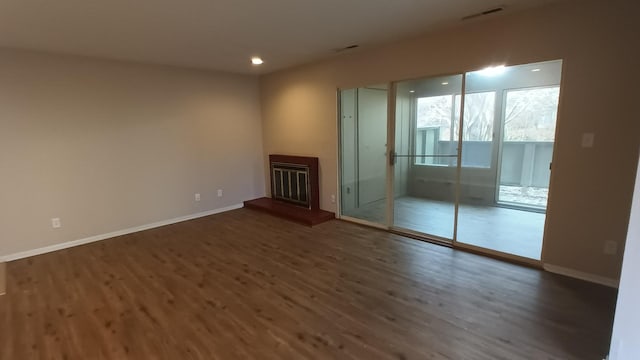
416;95;453;165
504;87;559;141
415;92;495;167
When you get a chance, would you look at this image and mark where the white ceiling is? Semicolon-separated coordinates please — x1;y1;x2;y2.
0;0;561;75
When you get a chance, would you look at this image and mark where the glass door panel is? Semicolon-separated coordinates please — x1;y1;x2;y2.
339;85;389;225
456;60;562;260
391;75;463;240
498;86;559;209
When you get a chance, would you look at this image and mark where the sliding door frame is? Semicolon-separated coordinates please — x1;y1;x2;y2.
385;82;397;230
336;60;563;269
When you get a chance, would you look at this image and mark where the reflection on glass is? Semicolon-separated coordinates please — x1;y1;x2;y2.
339;85;388;225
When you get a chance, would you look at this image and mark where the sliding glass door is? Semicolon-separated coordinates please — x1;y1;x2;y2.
339;85;389;226
338;59;562;262
456;60;562;260
391;75;463;241
498;86;560;209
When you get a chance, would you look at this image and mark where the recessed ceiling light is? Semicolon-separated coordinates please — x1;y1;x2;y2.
531;68;541;72
251;57;264;65
442;82;449;85
409;90;415;93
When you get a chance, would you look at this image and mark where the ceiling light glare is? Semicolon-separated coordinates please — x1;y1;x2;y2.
251;57;264;65
409;90;415;93
477;65;506;77
441;82;449;85
531;68;541;72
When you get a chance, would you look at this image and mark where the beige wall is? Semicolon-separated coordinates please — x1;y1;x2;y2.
0;49;265;257
260;0;640;280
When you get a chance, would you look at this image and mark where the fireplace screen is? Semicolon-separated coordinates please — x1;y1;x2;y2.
271;162;310;208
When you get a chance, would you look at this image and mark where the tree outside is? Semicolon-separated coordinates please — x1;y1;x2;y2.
504;87;559;141
416;87;560;142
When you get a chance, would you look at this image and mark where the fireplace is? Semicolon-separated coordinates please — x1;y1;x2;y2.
244;154;333;226
271;162;310;208
269;154;320;210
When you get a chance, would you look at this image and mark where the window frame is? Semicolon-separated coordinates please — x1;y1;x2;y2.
412;91;497;169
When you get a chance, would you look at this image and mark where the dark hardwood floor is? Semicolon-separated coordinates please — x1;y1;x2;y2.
0;208;616;359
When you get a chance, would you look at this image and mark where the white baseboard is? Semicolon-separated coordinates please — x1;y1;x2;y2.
0;203;244;262
544;263;619;288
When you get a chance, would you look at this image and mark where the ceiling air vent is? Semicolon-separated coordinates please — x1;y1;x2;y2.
335;44;359;53
462;6;505;21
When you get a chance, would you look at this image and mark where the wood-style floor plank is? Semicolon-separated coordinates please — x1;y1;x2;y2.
0;208;616;359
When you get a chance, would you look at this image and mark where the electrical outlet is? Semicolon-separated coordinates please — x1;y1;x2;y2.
581;133;595;148
217;189;223;197
195;193;201;202
51;218;61;229
604;240;617;255
330;194;336;203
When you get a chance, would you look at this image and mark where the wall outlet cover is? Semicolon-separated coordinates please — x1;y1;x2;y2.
604;240;617;255
581;133;595;148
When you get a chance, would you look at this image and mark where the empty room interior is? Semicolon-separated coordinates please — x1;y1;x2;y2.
1;0;639;359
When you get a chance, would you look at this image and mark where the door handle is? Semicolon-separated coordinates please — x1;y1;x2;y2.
393;154;458;158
